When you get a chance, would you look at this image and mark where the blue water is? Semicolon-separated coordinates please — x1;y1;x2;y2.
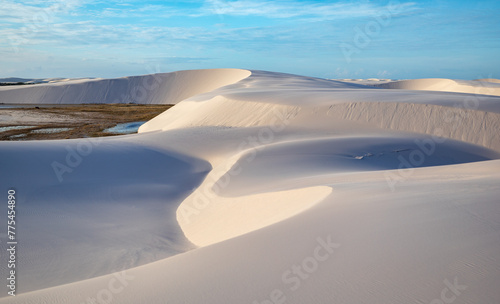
0;126;34;132
103;121;146;134
0;105;28;109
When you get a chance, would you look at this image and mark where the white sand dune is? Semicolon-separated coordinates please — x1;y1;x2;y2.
374;78;500;96
336;78;394;85
0;69;250;104
1;70;500;303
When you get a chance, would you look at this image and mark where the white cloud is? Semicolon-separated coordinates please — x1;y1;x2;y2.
0;0;87;28
199;0;418;19
97;4;181;18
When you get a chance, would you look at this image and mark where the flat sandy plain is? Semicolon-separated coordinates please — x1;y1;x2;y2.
0;69;499;304
0;104;172;140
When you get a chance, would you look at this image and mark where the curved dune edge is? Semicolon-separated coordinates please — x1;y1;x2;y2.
177;186;332;247
172;98;499;247
175;142;332;247
0;68;251;104
140;96;302;133
375;78;500;96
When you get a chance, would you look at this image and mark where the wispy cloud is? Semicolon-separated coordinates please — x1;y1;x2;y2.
0;0;86;21
96;4;183;19
0;0;419;51
1;0;419;25
198;0;418;19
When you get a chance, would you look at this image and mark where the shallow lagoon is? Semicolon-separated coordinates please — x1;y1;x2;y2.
103;121;146;134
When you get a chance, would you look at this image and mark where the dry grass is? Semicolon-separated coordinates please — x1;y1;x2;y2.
0;104;172;141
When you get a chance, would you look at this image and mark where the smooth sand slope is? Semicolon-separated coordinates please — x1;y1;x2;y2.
1;70;499;303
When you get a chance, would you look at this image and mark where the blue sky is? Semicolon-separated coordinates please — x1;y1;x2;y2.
1;0;499;79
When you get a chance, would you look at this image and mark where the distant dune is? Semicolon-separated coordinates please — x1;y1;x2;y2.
374;78;500;96
475;78;500;84
0;69;250;104
0;77;88;84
